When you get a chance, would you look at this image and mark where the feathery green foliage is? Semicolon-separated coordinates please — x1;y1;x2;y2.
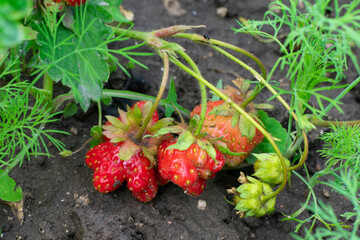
234;0;360;127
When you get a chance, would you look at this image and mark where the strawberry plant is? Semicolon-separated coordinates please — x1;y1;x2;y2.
1;0;360;238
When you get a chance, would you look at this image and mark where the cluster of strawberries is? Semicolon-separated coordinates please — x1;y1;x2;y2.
85;84;264;202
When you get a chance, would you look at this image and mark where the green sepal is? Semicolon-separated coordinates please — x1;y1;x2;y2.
211;79;223;101
141;146;156;167
140;101;153;124
239;114;256;140
208;103;233;117
132;104;142;126
166;131;195;151
188;115;200;133
110;137;126;143
105;115;127;130
240;79;251;94
148;117;174;133
196;139;216;160
118;140;141;161
144;125;183;138
215;143;246;156
0;170;23;202
231;111;240;128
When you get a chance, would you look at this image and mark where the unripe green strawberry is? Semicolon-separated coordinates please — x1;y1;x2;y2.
252;153;291;185
235;176;275;218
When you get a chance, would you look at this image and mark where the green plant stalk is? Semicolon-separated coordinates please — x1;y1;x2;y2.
52;90;190;117
210;44;310;171
322;76;360;117
174;33;267;108
136;51;170;140
176;50;207;136
97;101;102;127
173;33;267;80
168;55;287;201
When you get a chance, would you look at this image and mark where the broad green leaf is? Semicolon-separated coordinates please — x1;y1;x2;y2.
0;170;23;202
37;5;111;111
246;110;288;164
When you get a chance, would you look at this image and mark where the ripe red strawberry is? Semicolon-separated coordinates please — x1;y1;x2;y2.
64;0;86;6
93;159;126;193
131;177;158;202
85;142;121;170
186;142;225;179
183;177;207;196
124;152;155;193
191;100;264;167
157;139;198;188
90;142;126;193
157;138;225;192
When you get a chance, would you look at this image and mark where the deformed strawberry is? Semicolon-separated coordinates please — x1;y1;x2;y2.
124;152;155;193
85;142;121;170
191;84;265;167
183;177;207;196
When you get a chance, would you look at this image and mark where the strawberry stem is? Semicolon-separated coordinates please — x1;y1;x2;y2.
136;51;170;140
176;50;207;136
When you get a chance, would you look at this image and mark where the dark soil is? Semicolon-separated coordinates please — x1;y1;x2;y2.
1;0;359;239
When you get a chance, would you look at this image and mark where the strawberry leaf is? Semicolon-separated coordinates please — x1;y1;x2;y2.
36;4;111;111
0;170;22;202
166;131;195;151
246;111;288;164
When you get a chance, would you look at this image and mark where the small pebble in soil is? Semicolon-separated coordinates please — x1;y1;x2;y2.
70;127;78;135
216;7;228;18
322;188;331;198
197;199;207;210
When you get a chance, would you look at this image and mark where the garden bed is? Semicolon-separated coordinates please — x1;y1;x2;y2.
1;0;359;239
